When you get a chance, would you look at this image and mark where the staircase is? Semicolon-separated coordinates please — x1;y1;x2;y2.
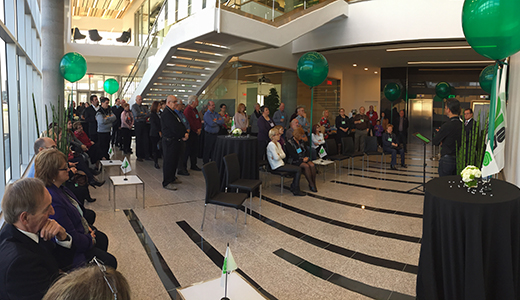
121;0;349;103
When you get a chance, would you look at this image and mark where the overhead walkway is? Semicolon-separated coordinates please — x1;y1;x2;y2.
121;0;349;103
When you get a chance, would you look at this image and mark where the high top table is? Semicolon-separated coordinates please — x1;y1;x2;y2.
416;175;520;300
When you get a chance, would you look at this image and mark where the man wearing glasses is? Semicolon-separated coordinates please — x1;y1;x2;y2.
0;178;74;300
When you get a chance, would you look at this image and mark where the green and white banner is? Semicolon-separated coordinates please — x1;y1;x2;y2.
482;63;507;177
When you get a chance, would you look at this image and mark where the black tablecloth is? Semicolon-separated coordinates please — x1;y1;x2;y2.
417;175;520;300
212;135;259;190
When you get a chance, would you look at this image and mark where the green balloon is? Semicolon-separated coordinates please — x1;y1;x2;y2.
297;52;329;87
103;79;119;95
479;65;495;93
435;82;451;98
59;52;87;83
462;0;520;60
384;83;401;102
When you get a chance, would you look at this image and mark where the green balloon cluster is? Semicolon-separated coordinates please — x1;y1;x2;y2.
462;0;520;60
103;79;119;95
59;52;87;83
433;95;444;102
297;52;329;87
384;83;401;102
435;82;451;99
479;65;495;93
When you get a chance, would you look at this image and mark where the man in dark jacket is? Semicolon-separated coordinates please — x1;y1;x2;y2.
160;96;188;190
111;98;124;148
382;124;406;170
393;109;409;153
433;99;462;176
83;94;99;142
0;178;73;300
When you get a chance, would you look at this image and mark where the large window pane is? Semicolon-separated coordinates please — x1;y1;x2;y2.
0;40;9;183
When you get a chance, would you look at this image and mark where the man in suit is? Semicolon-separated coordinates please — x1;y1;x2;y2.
0;178;73;300
394;109;409;153
111;98;124;148
464;108;475;134
161;95;188;190
83;94;99;142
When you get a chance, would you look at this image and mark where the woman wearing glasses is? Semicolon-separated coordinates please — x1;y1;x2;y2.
35;148;117;270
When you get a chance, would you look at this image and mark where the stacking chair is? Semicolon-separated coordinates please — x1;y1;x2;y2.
325;139;349;175
88;29;103;42
223;153;262;213
116;28;131;43
363;136;381;172
266;161;295;194
342;137;363;174
201;162;248;237
72;27;86;41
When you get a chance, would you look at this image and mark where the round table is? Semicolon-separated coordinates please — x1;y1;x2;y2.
416;175;520;300
212;135;259;190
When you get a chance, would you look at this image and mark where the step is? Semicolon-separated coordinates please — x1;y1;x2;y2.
163;65;213;75
184;41;231;55
158;72;208;80
174;50;225;61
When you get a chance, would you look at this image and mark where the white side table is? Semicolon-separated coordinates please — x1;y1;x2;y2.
109;175;145;211
100;160;123;180
312;159;336;181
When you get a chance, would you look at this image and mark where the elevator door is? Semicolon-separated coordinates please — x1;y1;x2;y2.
409;98;433;144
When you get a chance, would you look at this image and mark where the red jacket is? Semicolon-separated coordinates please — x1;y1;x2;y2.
367;110;378;126
184;105;202;133
74;131;93;148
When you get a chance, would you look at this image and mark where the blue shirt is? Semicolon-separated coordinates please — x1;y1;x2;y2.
175;109;190;130
204;110;224;134
27;162;35;178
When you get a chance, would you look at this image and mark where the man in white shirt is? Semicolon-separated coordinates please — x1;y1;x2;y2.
0;178;73;300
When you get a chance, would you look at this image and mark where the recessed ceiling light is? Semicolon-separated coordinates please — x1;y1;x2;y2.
353;64;357;67
387;46;472;52
364;68;368;71
374;71;378;74
408;60;493;65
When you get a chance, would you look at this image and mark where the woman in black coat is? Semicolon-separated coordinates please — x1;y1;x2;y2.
335;108;350;153
286;127;317;192
149;101;162;169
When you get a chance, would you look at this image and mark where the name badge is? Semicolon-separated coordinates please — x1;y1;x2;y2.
270;123;275;127
370;113;373;117
195;114;199;119
388;138;392;142
183;118;187;123
213;118;217;122
296;148;302;154
361;119;364;122
281;116;284;119
341;121;346;125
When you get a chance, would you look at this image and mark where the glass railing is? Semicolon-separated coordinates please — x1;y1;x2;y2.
120;0;352;100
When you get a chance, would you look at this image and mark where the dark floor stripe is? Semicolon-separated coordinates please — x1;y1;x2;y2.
346;172;426;184
333;180;425;196
346;166;436;178
261;195;421;242
123;209;180;299
274;249;415;300
176;220;278;300
246;208;418;274
365;160;438;171
352;163;438;175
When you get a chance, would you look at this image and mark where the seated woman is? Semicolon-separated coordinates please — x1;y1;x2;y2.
286;128;318;192
382;124;406;170
73;121;101;165
35;148;117;270
266;128;304;196
311;124;325;160
274;125;285;146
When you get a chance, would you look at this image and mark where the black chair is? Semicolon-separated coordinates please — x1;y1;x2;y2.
201;162;248;237
116;28;131;43
266;161;295;194
72;27;86;41
363;136;381;172
341;136;362;174
325;139;349;175
88;29;103;42
223;153;262;213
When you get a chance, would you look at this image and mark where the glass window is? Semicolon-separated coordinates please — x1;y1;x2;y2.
0;40;9;183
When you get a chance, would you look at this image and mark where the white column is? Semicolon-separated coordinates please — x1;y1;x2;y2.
41;0;65;110
504;52;520;186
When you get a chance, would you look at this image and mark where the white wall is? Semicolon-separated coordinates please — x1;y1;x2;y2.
341;70;381;112
292;0;465;53
72;17;126;32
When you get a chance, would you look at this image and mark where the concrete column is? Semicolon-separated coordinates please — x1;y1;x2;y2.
41;0;65;110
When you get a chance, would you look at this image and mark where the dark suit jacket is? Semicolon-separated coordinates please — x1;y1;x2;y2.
83;106;98;134
149;112;162;137
111;105;124;127
464;118;475;134
0;223;71;300
393;117;409;132
160;106;186;140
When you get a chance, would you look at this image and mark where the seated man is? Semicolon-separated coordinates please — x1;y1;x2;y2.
0;178;73;300
382;124;406;170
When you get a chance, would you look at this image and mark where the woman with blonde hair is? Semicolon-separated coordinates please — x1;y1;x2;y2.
286;127;318;192
234;103;248;132
266;127;304;196
35;148;117;270
43;261;131;300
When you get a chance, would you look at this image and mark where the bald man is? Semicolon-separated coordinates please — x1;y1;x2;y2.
160;96;188;190
203;101;224;164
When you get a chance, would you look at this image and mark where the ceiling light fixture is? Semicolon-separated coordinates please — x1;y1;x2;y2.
408;60;493;65
387;46;472;52
374;71;378;74
364;68;368;71
353;64;357;67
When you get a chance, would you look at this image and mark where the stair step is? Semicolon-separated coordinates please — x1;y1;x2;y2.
174;49;225;61
163;65;213;75
185;41;231;55
158;72;208;80
165;61;215;69
153;81;200;87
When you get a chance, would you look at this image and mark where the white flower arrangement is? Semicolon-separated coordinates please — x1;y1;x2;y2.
460;165;482;186
231;128;242;136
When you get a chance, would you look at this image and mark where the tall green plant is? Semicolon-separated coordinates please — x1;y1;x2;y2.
264;88;280;118
456;112;488;174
